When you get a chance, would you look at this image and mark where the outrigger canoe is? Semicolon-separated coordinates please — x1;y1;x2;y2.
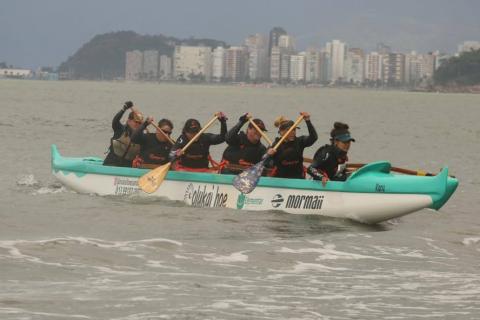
51;145;458;224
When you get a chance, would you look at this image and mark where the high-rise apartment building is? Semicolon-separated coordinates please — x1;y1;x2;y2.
457;41;480;54
159;55;172;80
290;53;306;83
173;46;212;81
270;46;282;82
382;53;405;85
326;40;346;82
142;50;159;80
405;52;436;84
125;50;143;81
268;27;287;57
304;49;322;83
245;34;268;81
365;52;383;82
344;49;364;84
211;47;226;81
225;46;248;82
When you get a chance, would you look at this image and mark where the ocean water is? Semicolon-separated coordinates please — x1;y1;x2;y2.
1;79;479;319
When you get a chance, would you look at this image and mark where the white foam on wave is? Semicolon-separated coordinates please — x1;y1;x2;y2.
33;185;67;195
463;237;480;246
16;174;39;186
68;236;183;250
0;307;91;319
292;261;348;273
203;251;249;263
277;244;388;261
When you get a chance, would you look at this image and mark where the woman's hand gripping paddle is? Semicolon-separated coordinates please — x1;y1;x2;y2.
138;115;219;193
233;115;304;194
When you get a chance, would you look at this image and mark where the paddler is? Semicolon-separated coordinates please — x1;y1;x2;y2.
266;112;317;179
307;121;355;185
220;113;268;174
103;101;143;167
170;112;227;172
131;117;174;168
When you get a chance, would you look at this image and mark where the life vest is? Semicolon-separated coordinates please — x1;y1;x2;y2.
272;138;305;179
111;131;141;161
177;135;210;169
222;132;266;169
139;134;172;165
313;144;348;180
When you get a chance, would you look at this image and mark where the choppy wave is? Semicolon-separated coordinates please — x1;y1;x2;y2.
16;174;67;195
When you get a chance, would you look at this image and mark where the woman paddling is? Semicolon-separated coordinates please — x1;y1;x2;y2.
170;113;227;172
266;112;317;179
131;117;174;168
220;113;268;174
307;122;355;185
103;101;143;167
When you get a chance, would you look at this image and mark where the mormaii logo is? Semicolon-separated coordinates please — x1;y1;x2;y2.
271;194;284;208
285;194;324;210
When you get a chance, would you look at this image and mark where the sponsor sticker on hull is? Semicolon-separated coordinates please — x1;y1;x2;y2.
236;193;264;209
270;193;325;210
184;183;229;208
114;177;139;195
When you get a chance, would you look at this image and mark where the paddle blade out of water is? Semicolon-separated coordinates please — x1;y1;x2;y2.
138;162;171;194
233;158;266;194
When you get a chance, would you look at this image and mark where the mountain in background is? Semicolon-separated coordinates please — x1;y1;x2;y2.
58;31;227;80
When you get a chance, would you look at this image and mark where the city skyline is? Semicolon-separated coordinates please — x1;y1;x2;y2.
1;0;480;69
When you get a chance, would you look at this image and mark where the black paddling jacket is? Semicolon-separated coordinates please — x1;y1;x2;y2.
307;144;348;181
269;120;318;179
103;108;139;167
130;123;172;165
171;120;227;169
221;120;267;173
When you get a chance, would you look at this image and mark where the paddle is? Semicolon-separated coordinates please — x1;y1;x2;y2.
303;158;453;177
149;122;175;145
248;118;273;145
234;115;304;194
138;115;219;193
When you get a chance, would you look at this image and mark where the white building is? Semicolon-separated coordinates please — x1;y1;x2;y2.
270;46;282;82
289;53;306;83
225;46;248;82
344;50;364;84
245;34;268;81
142;50;159;80
304;49;322;83
0;68;33;78
326;40;346;82
211;47;226;81
278;35;296;52
173;46;212;81
457;41;480;54
125;50;143;81
405;51;436;84
159;55;172;80
365;52;383;82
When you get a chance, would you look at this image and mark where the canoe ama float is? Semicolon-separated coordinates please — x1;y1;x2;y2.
51;145;458;224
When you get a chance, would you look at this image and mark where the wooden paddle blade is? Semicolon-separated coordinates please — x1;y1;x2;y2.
138;163;171;193
233;159;266;194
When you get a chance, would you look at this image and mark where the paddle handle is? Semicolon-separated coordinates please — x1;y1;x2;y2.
149;122;175;145
273;115;304;151
248;118;273;146
181;115;219;152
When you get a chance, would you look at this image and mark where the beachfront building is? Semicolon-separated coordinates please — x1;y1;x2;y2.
457;41;480;55
211;47;226;82
245;34;269;81
405;51;436;85
0;68;33;79
326;40;347;82
125;50;143;81
142;50;159;80
365;51;383;83
382;53;406;86
173;45;212;81
224;46;248;82
344;49;364;84
159;55;172;80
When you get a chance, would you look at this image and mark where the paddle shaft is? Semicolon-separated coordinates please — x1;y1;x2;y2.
273;115;304;151
248;118;273;146
149;122;175;145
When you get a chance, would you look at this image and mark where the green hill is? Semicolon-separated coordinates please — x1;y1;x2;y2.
434;49;480;86
58;31;227;80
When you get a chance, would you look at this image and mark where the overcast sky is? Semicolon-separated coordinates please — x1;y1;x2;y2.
1;0;479;68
